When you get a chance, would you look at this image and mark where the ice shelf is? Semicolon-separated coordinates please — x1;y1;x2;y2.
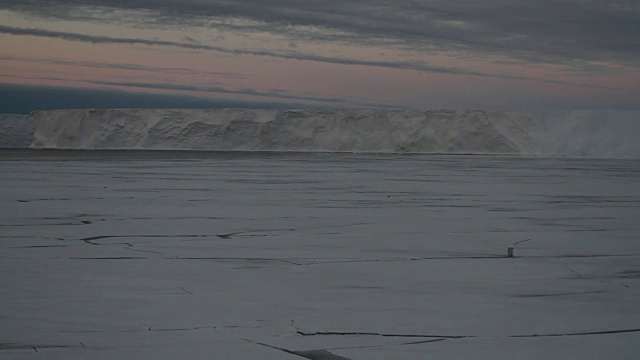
1;108;638;158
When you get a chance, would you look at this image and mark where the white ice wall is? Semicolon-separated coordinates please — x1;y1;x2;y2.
30;108;530;154
0;114;35;148
5;108;639;158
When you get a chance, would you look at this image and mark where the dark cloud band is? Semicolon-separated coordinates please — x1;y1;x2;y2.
0;25;629;92
0;55;245;79
2;0;639;66
0;72;400;109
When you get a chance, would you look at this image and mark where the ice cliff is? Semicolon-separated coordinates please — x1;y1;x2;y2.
2;108;638;158
30;109;533;154
0;114;35;148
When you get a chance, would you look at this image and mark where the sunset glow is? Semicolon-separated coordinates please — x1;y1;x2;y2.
1;1;639;113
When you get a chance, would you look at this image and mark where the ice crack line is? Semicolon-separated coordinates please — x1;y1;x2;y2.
59;325;216;334
296;330;469;339
512;239;532;246
561;265;631;288
323;338;449;351
147;326;215;332
289;320;469;340
509;328;640;338
294;328;640;340
0;343;85;353
74;223;368;243
168;257;304;265
77;233;266;244
11;244;72;249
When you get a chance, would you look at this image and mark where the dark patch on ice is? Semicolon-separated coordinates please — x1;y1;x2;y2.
289;349;351;360
254;341;351;360
81;235;124;242
216;232;244;239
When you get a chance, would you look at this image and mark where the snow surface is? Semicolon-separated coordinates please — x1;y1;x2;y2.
0;114;34;148
1;151;639;359
24;108;640;158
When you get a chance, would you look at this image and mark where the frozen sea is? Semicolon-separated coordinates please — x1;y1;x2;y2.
1;150;639;359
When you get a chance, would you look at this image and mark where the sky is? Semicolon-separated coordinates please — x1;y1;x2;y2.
1;0;639;113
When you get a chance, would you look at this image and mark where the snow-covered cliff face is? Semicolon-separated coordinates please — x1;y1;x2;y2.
15;108;640;158
0;114;35;148
30;108;531;154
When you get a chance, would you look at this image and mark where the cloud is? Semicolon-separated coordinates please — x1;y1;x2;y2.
0;55;245;79
84;80;373;106
0;72;403;110
0;25;237;52
1;25;631;92
2;0;639;67
0;83;318;114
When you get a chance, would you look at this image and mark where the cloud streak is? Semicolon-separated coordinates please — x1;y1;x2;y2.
0;55;245;80
1;25;631;92
0;72;401;109
2;0;639;67
0;82;321;114
87;80;378;107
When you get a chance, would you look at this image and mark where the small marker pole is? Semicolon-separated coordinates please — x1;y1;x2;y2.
507;247;514;258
